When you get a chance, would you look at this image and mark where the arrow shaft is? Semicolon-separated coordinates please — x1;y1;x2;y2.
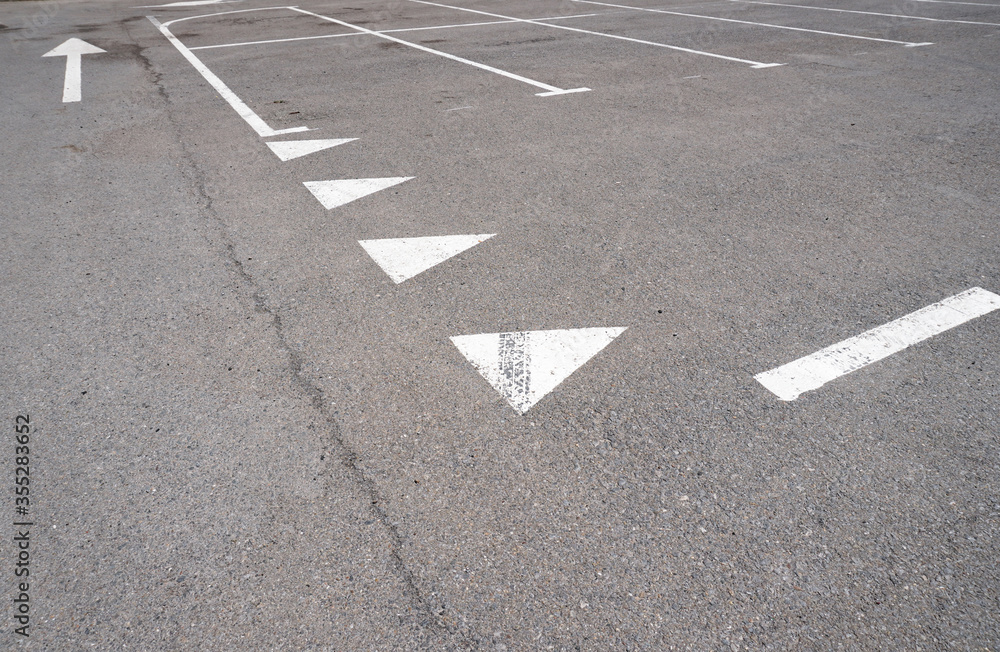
62;54;81;103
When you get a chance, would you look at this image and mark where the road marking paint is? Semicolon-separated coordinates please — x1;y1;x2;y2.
160;5;292;27
410;0;784;68
683;75;702;78
574;0;933;47
451;327;627;413
266;138;356;161
908;0;1000;5
189;15;605;51
289;7;590;96
189;31;364;50
755;288;1000;401
136;0;239;8
42;38;106;103
731;0;1000;27
359;234;495;283
444;105;474;111
148;16;309;137
303;177;413;210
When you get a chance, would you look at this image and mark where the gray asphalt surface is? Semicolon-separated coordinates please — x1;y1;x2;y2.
1;0;999;649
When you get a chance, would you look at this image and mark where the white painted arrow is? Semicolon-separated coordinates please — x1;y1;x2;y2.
452;327;627;413
266;138;356;161
359;234;495;283
303;177;413;210
43;38;106;103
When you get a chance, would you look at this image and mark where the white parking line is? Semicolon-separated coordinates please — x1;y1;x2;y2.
290;6;590;96
148;15;310;137
159;5;290;27
573;0;933;47
731;0;1000;27
908;0;1000;6
189;14;604;51
410;0;785;68
755;288;1000;401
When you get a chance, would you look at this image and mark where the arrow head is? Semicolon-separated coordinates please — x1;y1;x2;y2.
43;38;106;57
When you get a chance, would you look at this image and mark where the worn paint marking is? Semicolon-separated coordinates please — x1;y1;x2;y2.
451;327;627;413
755;288;1000;401
148;15;309;137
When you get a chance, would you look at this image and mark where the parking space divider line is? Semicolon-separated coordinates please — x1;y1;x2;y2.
573;0;933;47
409;0;785;68
755;287;1000;401
148;14;311;137
188;14;606;51
289;6;591;96
731;0;1000;27
160;5;294;28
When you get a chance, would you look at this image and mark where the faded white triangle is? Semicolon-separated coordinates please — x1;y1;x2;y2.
359;234;495;283
451;327;627;413
303;177;413;210
267;138;356;161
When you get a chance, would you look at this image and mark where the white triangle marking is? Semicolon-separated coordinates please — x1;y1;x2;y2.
451;327;627;413
266;138;356;161
303;177;413;210
359;234;495;283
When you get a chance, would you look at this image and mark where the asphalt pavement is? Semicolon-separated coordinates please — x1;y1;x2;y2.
1;0;999;648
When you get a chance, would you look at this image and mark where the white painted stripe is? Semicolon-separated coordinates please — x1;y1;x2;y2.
136;0;240;8
147;16;309;137
410;0;784;68
190;31;364;50
43;38;106;103
266;138;356;161
359;234;495;283
908;0;1000;6
290;7;590;96
62;54;83;102
303;177;414;210
755;288;1000;401
188;14;604;50
160;5;291;28
573;0;933;47
731;0;1000;27
452;327;627;413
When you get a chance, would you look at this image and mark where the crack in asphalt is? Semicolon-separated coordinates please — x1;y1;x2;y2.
125;23;479;649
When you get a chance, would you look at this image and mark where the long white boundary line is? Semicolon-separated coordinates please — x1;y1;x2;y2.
289;6;590;96
755;287;1000;401
161;5;291;27
148;15;309;137
189;13;604;50
410;0;784;68
907;0;1000;6
731;0;1000;27
573;0;933;47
